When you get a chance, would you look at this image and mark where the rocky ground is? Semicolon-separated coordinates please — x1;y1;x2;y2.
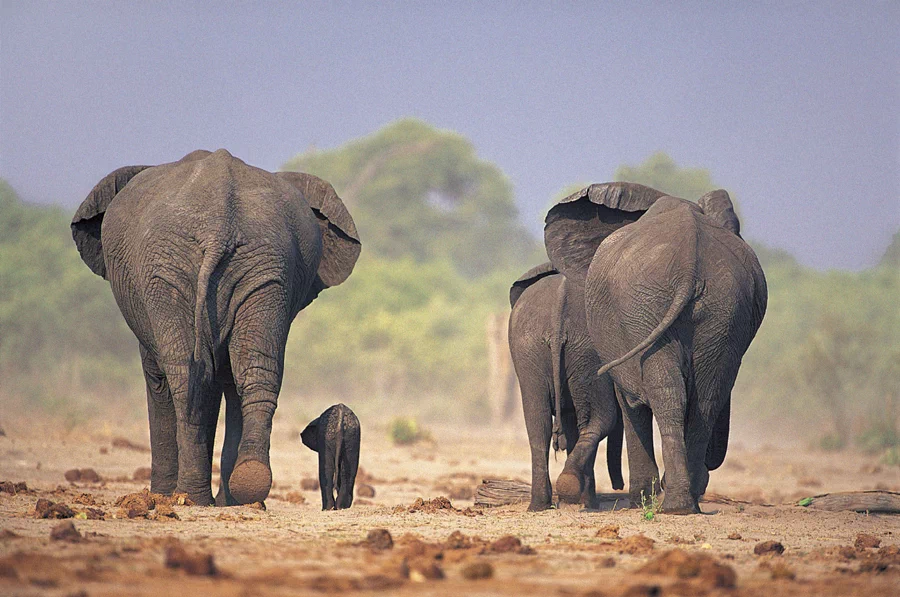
1;415;899;596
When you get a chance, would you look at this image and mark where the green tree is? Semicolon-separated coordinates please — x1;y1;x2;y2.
879;230;900;268
283;118;537;277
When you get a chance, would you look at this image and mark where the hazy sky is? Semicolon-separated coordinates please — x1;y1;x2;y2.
2;1;897;269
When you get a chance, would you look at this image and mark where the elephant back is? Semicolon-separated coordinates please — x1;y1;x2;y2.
544;182;665;284
510;261;558;308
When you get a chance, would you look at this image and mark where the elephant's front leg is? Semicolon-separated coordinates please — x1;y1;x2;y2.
141;346;178;495
215;385;242;506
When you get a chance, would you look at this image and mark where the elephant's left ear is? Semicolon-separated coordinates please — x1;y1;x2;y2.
71;165;151;279
300;420;319;452
278;172;361;288
544;182;665;284
698;189;741;236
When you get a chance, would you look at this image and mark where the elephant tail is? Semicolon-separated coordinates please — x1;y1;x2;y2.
550;278;567;453
596;281;694;377
189;243;227;412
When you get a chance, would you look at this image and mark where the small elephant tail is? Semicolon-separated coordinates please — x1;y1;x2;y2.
596;281;694;377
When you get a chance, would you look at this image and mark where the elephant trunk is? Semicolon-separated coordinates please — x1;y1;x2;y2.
550;279;568;453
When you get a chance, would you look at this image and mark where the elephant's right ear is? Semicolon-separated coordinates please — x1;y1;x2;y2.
698;189;740;237
544;182;665;284
301;420;319;452
71;165;150;279
510;262;558;308
277;172;361;289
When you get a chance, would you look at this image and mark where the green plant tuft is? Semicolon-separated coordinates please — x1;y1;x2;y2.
639;479;661;522
388;417;432;445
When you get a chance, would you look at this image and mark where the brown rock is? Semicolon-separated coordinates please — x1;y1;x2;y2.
300;477;319;491
618;534;656;555
164;542;217;576
78;469;101;483
445;530;477;550
598;556;616;568
357;484;376;498
0;481;28;495
151;504;179;520
132;467;152;482
461;561;493;580
639;549;736;589
34;499;74;519
284;491;306;504
596;524;620;540
487;535;535;555
72;493;96;506
81;508;106;520
622;585;662;597
727;532;742;540
754;541;785;556
246;501;266;510
50;521;82;543
366;528;394;550
406;558;444;581
855;533;881;550
64;469;81;482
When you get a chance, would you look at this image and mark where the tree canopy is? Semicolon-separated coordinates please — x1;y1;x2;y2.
613;151;718;201
283;118;537;277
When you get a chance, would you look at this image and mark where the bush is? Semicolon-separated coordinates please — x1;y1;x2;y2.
388;417;431;445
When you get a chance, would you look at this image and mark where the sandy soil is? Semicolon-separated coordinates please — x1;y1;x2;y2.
1;416;899;597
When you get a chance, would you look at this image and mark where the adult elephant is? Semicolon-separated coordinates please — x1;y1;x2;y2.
71;149;361;506
546;184;766;514
509;262;624;511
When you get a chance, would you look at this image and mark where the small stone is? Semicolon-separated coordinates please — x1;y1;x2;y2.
246;501;266;510
357;484;376;498
64;469;81;482
596;524;620;540
854;533;881;550
461;561;493;580
300;477;319;491
132;467;152;482
50;521;82;542
406;559;444;581
727;532;742;540
34;499;74;519
284;491;306;504
164;542;217;576
754;541;785;556
366;529;393;550
78;469;101;483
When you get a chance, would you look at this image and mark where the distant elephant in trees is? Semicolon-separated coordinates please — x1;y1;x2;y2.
545;184;767;514
508;261;627;512
71;149;361;506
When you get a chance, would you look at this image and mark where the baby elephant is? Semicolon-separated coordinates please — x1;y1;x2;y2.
301;404;361;510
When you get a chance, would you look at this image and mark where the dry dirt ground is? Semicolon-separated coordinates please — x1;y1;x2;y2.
1;416;899;597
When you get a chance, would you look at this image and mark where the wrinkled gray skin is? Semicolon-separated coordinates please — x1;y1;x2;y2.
301;403;361;510
509;263;624;511
582;192;767;514
71;150;361;506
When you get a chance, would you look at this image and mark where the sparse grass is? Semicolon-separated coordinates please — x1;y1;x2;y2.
640;479;661;521
388;416;432;445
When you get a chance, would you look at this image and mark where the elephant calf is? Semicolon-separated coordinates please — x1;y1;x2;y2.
301;404;361;510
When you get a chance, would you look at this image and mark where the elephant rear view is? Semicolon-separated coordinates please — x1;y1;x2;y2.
546;188;767;514
71;149;361;506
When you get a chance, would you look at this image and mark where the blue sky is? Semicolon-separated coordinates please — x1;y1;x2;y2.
2;1;897;269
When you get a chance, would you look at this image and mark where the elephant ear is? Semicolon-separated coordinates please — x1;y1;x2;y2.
71;165;151;279
698;189;740;236
278;172;361;288
543;182;665;283
509;261;558;308
300;419;319;452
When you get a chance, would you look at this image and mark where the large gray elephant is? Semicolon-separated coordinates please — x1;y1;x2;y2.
71;149;361;506
545;184;767;514
509;263;625;511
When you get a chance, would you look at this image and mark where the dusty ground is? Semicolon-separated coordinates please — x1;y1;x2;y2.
1;415;899;597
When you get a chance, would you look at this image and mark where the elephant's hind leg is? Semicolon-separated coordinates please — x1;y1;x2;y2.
215;385;242;506
141;345;178;495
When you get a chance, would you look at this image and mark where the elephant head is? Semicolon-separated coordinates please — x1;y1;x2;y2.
698;189;740;237
543;183;666;284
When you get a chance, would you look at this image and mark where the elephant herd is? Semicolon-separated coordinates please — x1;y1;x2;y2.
71;149;766;515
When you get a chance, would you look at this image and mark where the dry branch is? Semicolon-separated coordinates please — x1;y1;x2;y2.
474;479;532;507
800;490;900;513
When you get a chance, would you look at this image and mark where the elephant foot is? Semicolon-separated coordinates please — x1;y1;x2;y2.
660;494;701;515
177;488;214;507
228;459;272;504
556;472;583;504
527;500;552;512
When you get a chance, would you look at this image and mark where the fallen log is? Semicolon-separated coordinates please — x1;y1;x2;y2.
474;479;532;507
797;490;900;513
